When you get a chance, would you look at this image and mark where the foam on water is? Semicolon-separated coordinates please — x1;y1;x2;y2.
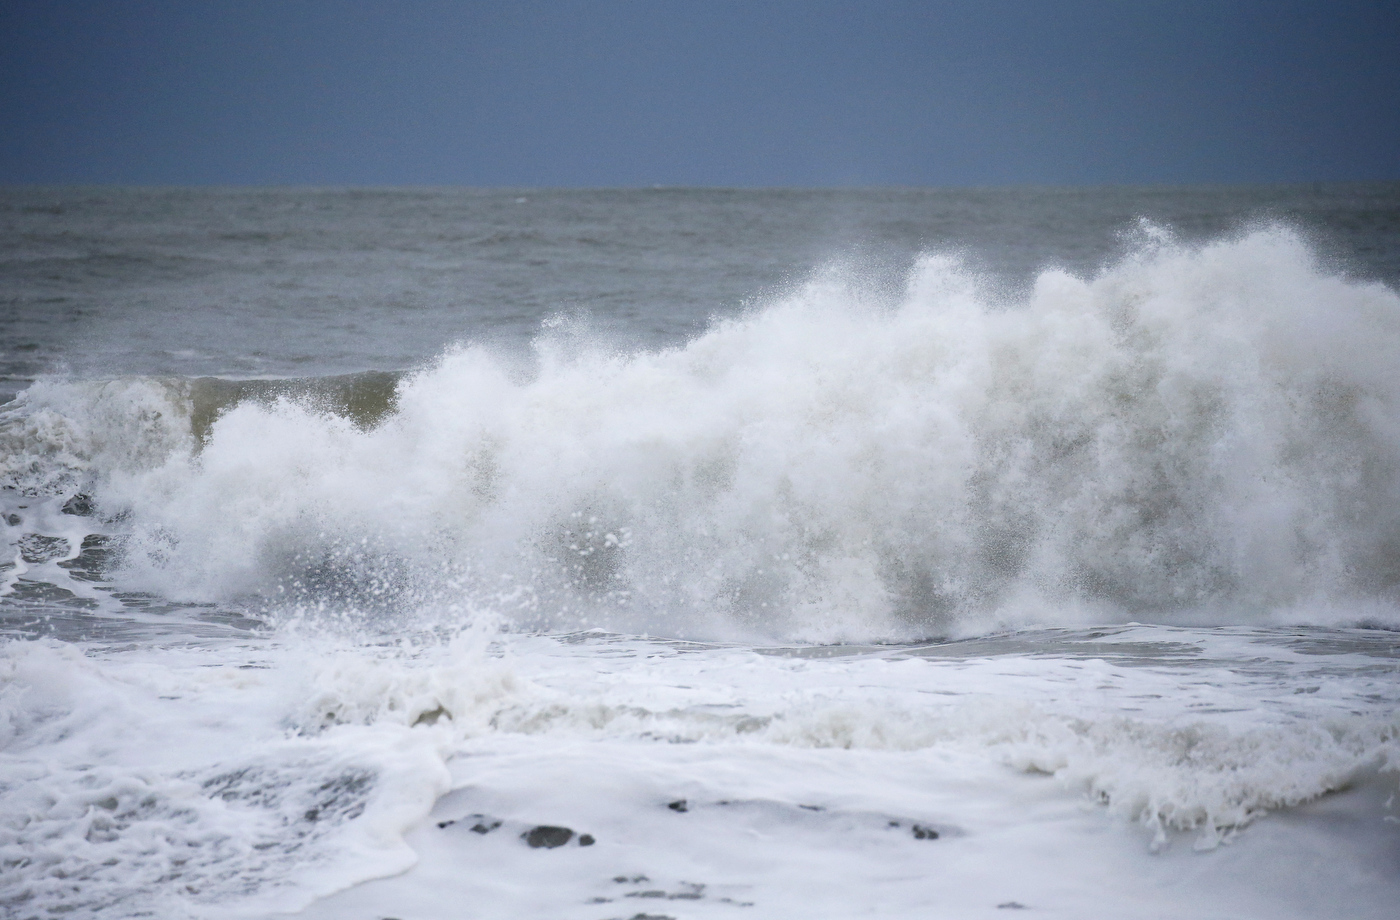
4;224;1395;641
3;627;1396;918
0;638;457;918
5;198;1400;919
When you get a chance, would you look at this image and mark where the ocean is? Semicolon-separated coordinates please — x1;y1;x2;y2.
2;185;1399;919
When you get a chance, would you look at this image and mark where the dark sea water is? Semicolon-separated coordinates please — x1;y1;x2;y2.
1;185;1399;919
6;184;1399;398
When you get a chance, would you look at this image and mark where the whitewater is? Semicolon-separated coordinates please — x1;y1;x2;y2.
1;186;1398;919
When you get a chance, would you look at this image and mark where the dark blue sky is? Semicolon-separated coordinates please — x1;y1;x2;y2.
3;0;1397;186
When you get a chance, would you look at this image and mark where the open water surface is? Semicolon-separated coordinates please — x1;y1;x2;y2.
2;185;1399;919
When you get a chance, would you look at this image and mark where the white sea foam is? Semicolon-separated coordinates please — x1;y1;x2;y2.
0;638;459;918
4;628;1395;918
4;225;1400;640
7;192;1400;920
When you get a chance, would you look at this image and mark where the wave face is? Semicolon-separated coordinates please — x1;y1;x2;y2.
4;226;1400;641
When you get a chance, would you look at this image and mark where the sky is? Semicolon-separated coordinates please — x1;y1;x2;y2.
2;0;1397;187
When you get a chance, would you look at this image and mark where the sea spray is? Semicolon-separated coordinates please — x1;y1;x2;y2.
4;225;1399;640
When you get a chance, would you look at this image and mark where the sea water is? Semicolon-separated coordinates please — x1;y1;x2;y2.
2;186;1399;919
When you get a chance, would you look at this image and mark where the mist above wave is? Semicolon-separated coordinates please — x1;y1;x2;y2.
5;225;1400;640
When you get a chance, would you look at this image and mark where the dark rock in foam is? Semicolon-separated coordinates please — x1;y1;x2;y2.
522;825;574;848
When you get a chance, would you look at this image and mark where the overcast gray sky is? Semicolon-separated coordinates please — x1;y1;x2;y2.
2;0;1397;186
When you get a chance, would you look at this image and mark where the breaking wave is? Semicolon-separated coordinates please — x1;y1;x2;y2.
4;225;1400;641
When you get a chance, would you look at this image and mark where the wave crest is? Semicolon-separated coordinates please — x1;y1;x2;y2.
7;226;1400;639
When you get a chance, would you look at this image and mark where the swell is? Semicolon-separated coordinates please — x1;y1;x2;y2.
0;370;402;492
4;225;1400;640
186;371;401;443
